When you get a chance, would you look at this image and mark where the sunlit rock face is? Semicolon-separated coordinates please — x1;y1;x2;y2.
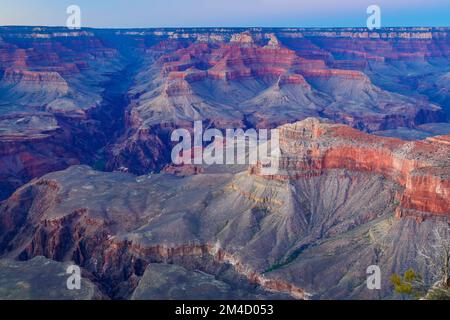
0;27;449;300
252;118;450;218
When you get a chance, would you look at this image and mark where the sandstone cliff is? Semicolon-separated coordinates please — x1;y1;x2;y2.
253;118;450;218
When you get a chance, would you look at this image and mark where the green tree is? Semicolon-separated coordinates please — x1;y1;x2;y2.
390;268;426;299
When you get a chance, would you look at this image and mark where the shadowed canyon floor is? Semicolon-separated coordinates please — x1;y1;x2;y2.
0;27;449;299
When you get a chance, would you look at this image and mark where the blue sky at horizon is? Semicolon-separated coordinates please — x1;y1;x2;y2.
0;0;449;28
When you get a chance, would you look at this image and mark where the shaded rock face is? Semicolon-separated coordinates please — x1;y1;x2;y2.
2;69;69;94
131;263;293;300
0;119;448;299
0;28;138;199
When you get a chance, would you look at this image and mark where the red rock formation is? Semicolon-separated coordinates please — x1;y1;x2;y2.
300;68;368;80
207;244;307;299
159;42;316;83
2;68;67;85
253;118;450;218
277;73;310;86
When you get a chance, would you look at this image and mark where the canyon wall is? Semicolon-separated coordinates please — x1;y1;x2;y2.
253;118;450;218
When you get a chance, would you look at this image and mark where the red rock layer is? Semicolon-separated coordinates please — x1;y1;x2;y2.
310;36;450;62
253;118;450;217
158;42;328;84
127;242;308;299
0;33;119;80
3;68;67;85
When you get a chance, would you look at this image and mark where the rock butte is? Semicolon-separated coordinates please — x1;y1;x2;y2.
251;118;450;218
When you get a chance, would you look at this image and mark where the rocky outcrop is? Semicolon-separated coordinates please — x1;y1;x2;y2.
3;69;66;84
131;263;293;300
159;41;329;82
0;171;307;299
2;69;69;94
252;118;450;217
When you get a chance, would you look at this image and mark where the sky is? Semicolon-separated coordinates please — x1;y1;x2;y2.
0;0;449;28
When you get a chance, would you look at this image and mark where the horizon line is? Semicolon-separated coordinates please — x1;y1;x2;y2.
1;25;450;30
